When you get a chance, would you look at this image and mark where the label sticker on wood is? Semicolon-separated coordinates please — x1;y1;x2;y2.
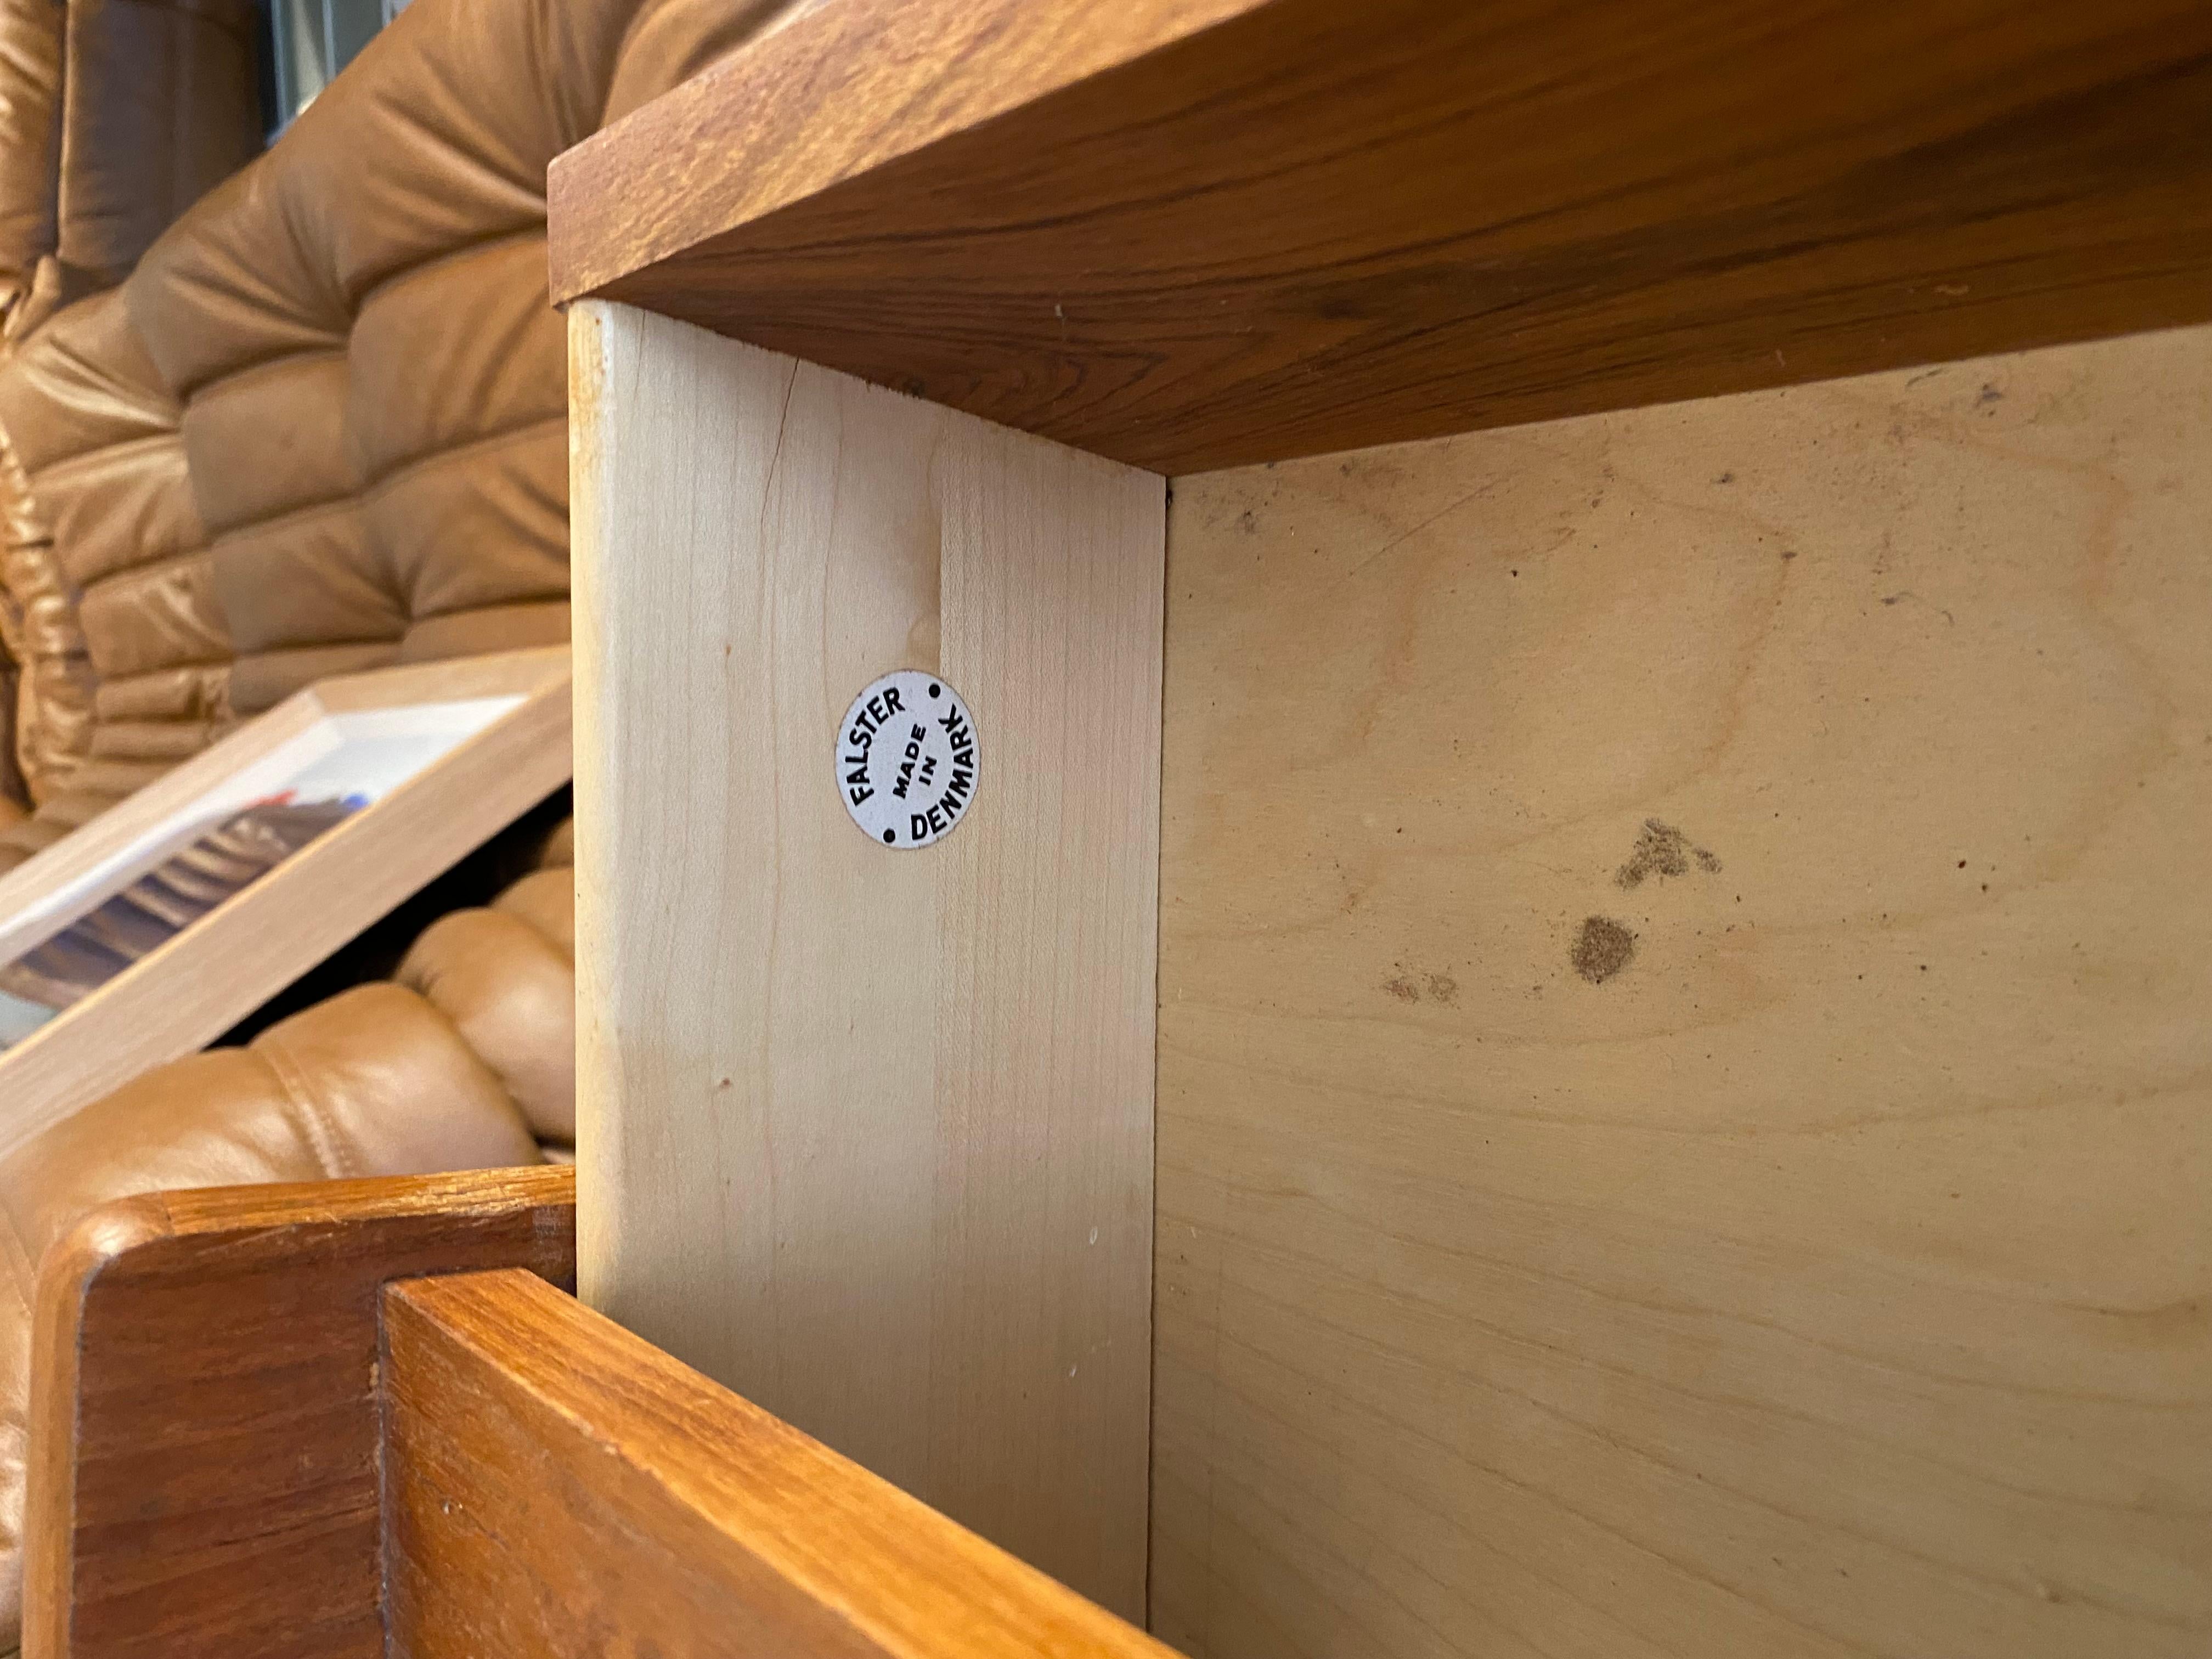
836;671;981;849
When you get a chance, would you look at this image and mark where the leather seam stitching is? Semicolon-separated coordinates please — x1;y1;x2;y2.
183;345;348;407
362;409;566;496
83;650;230;674
205;492;359;549
78;546;211;603
200;408;566;543
402;597;567;632
23;433;181;488
235;638;402;665
348;224;546;313
162;333;352;405
257;1037;357;1181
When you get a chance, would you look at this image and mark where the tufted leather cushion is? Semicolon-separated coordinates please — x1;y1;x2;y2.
0;0;259;356
0;0;258;828
126;0;786;713
56;0;262;296
0;286;209;864
397;867;577;1141
0;0;787;842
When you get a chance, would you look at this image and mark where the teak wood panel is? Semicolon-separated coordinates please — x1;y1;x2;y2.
383;1268;1180;1659
550;0;1251;301
1152;325;2212;1658
23;1166;576;1659
569;300;1163;1617
550;0;2212;472
0;647;572;1158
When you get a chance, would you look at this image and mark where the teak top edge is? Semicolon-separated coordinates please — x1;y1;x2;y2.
551;0;1253;307
550;0;2212;472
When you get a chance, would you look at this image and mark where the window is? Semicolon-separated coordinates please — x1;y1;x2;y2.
268;0;411;131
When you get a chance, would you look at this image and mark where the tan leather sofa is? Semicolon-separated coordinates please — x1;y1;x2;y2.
0;0;264;824
0;0;262;348
0;0;794;1643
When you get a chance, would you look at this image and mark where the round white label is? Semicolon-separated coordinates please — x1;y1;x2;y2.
835;670;981;849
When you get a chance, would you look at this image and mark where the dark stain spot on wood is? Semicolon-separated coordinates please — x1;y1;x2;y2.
1880;589;1956;623
1384;969;1460;1005
1572;917;1636;984
1616;819;1721;889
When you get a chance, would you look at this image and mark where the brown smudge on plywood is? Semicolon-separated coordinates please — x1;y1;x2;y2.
1571;916;1637;983
1615;819;1722;889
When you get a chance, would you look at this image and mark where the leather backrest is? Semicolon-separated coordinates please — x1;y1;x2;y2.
129;0;787;708
0;287;202;837
0;0;787;856
0;0;61;338
58;0;263;294
0;0;262;351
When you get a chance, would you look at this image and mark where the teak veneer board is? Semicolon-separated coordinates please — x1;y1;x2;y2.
385;1268;1177;1659
1150;323;2212;1659
24;1166;577;1659
549;0;2212;472
569;300;1163;1617
33;1170;1169;1658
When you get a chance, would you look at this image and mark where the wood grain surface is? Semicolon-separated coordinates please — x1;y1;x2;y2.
383;1267;1181;1659
24;1166;575;1659
1150;325;2212;1657
0;647;572;1157
569;302;1163;1616
550;0;1250;304
549;0;2212;472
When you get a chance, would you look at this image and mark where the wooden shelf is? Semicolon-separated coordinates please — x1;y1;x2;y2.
547;13;2212;1655
550;0;2212;472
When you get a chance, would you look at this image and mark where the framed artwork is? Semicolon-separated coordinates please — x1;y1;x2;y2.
0;647;570;1155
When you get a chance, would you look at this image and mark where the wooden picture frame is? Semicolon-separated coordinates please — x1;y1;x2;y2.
0;647;571;1157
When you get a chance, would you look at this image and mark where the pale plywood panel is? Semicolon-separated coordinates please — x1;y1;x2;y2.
569;301;1163;1617
1153;326;2212;1658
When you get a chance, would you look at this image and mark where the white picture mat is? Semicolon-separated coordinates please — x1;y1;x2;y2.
0;695;522;972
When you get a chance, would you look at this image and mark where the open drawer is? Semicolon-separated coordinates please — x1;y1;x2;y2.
535;2;2212;1654
33;2;2204;1655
